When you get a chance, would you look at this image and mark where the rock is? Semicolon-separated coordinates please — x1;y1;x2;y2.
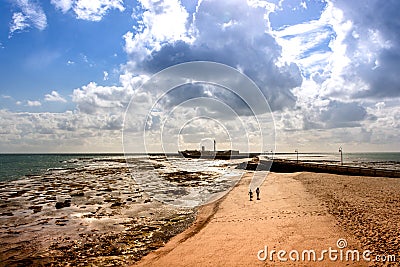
111;202;123;207
55;219;68;226
55;200;71;209
29;205;42;213
71;191;85;197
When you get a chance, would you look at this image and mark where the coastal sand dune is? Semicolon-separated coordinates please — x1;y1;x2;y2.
135;172;365;266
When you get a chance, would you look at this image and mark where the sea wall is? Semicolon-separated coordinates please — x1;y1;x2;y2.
237;159;400;178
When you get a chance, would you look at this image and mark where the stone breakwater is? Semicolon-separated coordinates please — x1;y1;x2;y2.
0;158;197;266
238;159;400;178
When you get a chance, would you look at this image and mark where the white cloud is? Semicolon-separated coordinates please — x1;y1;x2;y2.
9;12;30;36
0;109;124;153
267;1;376;136
72;82;133;114
51;0;125;21
51;0;73;13
279;0;400;102
9;0;47;37
44;91;67;103
74;0;125;21
27;100;42;107
274;0;400;148
103;71;109;80
124;0;191;62
272;2;345;81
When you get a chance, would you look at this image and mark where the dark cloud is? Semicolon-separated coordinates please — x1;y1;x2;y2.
355;50;400;98
158;83;255;117
320;101;367;128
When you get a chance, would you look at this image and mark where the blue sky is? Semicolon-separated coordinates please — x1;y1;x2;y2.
0;0;134;110
0;0;399;153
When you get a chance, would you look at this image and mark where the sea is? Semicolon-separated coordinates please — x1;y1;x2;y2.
0;153;122;182
1;152;400;182
272;152;400;170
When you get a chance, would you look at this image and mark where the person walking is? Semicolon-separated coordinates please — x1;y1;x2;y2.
256;187;260;200
248;189;253;201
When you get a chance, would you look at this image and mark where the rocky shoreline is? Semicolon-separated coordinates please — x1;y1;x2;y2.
0;158;197;266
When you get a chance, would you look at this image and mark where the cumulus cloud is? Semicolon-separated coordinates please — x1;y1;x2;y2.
51;0;125;21
124;0;191;62
9;0;47;37
72;82;133;114
50;0;73;13
44;91;67;103
26;100;41;107
0;109;124;153
124;0;302;112
269;0;400;137
286;0;400;100
331;0;400;98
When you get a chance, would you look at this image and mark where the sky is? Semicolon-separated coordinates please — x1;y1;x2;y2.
0;0;399;153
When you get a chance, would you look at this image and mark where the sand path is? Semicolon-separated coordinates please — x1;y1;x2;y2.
135;172;367;266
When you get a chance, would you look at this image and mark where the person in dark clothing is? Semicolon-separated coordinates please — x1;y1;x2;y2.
249;189;253;201
256;187;260;200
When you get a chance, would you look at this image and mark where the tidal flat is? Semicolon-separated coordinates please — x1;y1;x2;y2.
0;157;202;266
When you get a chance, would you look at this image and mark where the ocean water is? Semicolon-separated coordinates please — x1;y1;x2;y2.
1;152;400;182
0;154;124;182
344;152;400;163
272;152;400;162
272;152;400;170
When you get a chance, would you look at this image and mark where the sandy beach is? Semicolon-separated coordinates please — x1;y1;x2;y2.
135;171;400;267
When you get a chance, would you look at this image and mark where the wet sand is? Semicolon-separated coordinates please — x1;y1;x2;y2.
135;172;400;266
0;158;196;266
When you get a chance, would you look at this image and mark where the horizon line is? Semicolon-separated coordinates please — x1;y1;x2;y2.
1;151;399;155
